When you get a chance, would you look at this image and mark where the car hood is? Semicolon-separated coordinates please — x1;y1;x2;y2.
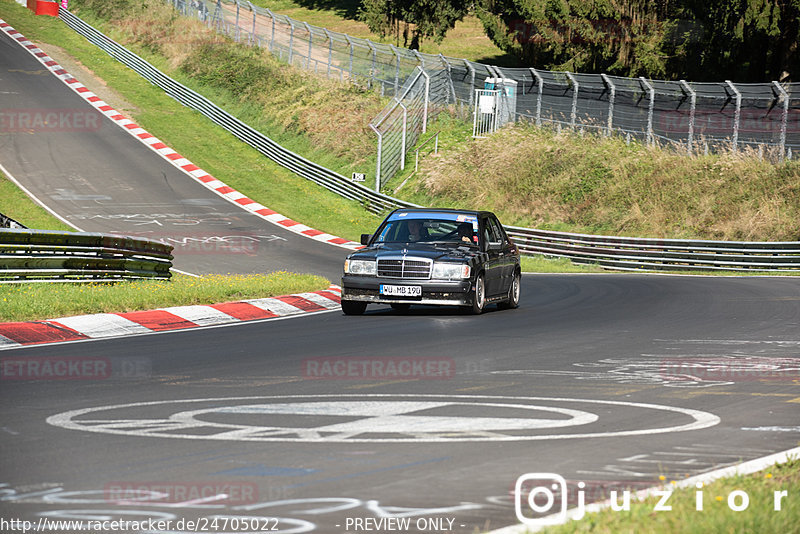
350;243;480;262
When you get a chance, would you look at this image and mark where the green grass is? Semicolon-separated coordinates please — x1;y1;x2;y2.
541;459;800;534
0;172;73;232
0;272;328;322
521;256;605;274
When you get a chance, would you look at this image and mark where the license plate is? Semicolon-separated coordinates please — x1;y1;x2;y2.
380;284;421;297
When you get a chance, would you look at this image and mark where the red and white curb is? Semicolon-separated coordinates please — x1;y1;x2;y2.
0;18;362;251
0;285;342;350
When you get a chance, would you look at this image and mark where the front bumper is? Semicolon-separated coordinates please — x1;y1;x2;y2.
341;275;474;307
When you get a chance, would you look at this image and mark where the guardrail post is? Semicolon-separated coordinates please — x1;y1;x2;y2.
772;81;789;161
303;22;313;69
679;80;696;155
565;72;579;129
530;68;543;126
725;80;741;152
420;67;430;134
214;0;222;32
600;74;614;136
639;76;655;146
370;123;382;192
287;19;295;64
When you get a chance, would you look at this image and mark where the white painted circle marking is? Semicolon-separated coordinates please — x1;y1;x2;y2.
46;394;719;443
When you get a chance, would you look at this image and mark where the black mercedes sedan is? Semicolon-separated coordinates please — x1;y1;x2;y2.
340;208;521;315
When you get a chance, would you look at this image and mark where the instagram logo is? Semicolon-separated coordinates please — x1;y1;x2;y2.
514;473;585;526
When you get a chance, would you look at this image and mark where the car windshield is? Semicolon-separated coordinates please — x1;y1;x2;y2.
374;216;478;246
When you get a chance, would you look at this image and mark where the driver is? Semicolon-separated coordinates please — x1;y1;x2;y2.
408;220;427;242
457;222;474;244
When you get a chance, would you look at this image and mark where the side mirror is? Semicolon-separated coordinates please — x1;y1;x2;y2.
360;234;372;245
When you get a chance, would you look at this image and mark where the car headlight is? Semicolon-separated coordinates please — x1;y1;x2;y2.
344;259;377;275
432;262;470;280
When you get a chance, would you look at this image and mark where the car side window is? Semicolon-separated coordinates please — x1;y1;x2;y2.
489;217;507;248
486;218;502;244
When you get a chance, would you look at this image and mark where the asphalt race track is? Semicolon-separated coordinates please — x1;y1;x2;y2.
2;18;800;534
0;30;346;280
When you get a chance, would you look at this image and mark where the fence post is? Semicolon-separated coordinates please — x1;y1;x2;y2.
600;74;615;136
234;0;240;42
247;1;255;45
679;80;696;155
344;35;354;80
530;68;543;126
419;67;430;134
466;60;475;109
287;19;295;65
390;45;401;96
725;80;741;152
265;8;275;52
639;76;655;146
413;50;425;68
440;53;456;104
772;81;789;161
565;72;579;129
399;101;407;171
323;28;332;78
366;41;377;87
214;0;222;32
303;22;312;69
370;123;382;192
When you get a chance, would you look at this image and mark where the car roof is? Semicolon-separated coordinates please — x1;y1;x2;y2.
391;208;493;217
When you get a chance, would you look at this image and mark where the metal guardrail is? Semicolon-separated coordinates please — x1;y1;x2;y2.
505;227;800;273
57;11;800;273
59;8;416;216
0;229;174;282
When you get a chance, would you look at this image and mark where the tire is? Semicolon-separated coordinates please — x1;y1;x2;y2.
341;300;367;315
466;274;486;315
498;269;521;310
390;303;411;313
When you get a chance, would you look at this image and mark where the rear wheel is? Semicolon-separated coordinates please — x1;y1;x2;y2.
465;274;486;315
341;300;367;315
390;303;411;313
498;269;521;310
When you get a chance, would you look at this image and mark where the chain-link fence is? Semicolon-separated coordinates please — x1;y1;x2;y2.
171;0;799;188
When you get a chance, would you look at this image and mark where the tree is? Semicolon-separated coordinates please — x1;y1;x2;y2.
475;0;800;81
360;0;469;49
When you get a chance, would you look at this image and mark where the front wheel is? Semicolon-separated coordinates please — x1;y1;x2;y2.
498;269;521;310
341;300;367;315
466;274;486;315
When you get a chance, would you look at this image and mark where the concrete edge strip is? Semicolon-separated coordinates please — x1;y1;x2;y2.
0;18;362;251
490;444;800;534
0;285;342;350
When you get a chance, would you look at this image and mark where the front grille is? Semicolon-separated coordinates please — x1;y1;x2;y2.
377;257;432;279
